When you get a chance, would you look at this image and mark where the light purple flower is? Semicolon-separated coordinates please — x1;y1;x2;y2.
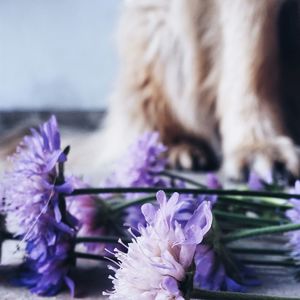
106;132;219;230
107;131;168;190
105;191;213;299
206;173;222;189
247;172;265;190
3;116;77;296
174;174;221;229
105;132;170;228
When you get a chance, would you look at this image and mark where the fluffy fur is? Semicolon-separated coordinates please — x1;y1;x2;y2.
101;0;300;181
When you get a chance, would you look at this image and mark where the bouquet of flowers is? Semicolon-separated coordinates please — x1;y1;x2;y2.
0;116;300;300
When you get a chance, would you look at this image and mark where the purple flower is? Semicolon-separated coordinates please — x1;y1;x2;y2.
105;191;213;299
206;173;222;189
286;181;300;261
67;177;114;254
3;116;77;296
107;131;168;190
68;177;101;249
105;132;169;228
193;245;248;292
171;176;252;292
247;172;265;190
106;132;219;230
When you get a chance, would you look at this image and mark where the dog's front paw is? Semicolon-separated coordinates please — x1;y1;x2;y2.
223;136;300;183
167;143;219;171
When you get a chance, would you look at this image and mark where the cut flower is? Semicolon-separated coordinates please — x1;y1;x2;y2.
3;116;78;296
105;191;213;299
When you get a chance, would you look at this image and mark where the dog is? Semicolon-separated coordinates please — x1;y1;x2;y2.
100;0;300;182
4;1;298;182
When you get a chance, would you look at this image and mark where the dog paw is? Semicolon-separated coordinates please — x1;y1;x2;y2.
167;143;219;171
223;136;300;183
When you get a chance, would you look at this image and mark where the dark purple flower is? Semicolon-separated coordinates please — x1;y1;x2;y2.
172;176;252;292
67;176;117;254
193;245;247;292
3;116;77;296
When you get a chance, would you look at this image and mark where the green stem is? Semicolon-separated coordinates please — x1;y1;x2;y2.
76;236;131;244
75;252;107;262
159;170;206;188
223;223;300;243
190;289;300;300
216;222;245;231
240;259;296;268
214;210;286;226
112;195;155;212
229;247;288;256
217;196;291;210
68;187;300;201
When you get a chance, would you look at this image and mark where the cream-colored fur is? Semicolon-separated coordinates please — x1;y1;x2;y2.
0;1;299;182
102;0;220;167
216;0;299;180
1;1;299;183
101;0;300;181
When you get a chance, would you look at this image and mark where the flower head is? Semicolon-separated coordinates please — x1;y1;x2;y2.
3;116;77;296
106;191;213;299
206;173;222;189
67;177;103;253
104;132;169;228
106;131;169;192
67;176;119;254
247;172;265;190
4;116;69;235
193;245;253;292
105;132;219;230
174;174;221;228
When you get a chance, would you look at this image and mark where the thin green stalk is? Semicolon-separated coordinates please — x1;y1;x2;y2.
68;187;300;201
76;236;131;244
229;247;288;256
216;221;246;231
159;170;206;188
240;259;296;268
217;196;291;210
223;223;300;243
214;210;286;226
112;195;155;212
190;289;300;300
75;252;107;262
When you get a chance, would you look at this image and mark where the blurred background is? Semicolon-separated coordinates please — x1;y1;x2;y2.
0;0;120;111
0;0;122;171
